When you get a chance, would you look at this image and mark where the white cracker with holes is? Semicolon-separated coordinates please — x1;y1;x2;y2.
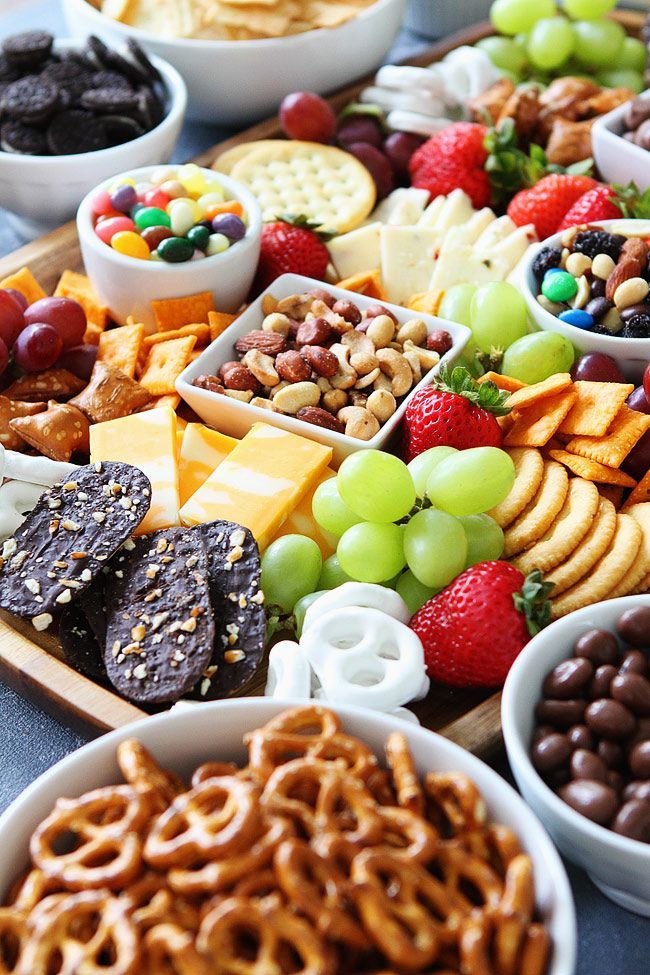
230;140;376;233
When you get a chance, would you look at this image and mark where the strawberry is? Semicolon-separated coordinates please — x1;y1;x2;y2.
402;366;510;462
556;184;621;231
409;122;491;208
410;563;553;688
254;216;330;292
507;173;598;240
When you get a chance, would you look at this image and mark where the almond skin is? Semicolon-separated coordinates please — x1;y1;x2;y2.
620;237;648;265
302;345;339;378
222;364;261;393
295;318;331;346
275;350;311;383
234;330;286;356
605;258;642;301
296;405;345;433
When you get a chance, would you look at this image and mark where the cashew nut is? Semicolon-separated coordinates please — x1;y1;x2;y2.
403;339;440;373
224;389;253;403
376;348;413;398
250;396;278;412
262;312;291;337
270;380;290;399
403;349;422;384
350;351;379;375
367;389;397;423
337;406;380;441
355;367;381;389
243;349;280;387
273;381;321;415
329;343;358;390
316;376;333;393
261;294;278;315
323;389;348;413
396;318;428;346
372;372;393;392
366;314;395;348
277;293;313;319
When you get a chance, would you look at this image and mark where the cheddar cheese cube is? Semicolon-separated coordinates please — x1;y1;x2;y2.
178;423;238;506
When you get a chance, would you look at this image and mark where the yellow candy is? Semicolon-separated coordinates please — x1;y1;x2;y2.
198;190;226;209
111;230;150;260
110;176;135;191
178;163;209;196
206;232;230;256
168;196;203;221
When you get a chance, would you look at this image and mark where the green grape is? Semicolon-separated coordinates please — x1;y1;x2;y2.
403;509;467;588
469;282;528;353
573;19;625;67
396;569;439;615
439;283;476;327
426;447;515;517
293;590;326;637
318;554;353;590
502;331;575;384
527;17;575;70
261;534;322;613
312;477;362;537
498;68;523;85
491;0;557;35
616;37;647;72
476;36;528;74
459;514;505;568
337;522;406;583
563;0;616;18
407;446;458;497
338;450;416;523
597;69;645;94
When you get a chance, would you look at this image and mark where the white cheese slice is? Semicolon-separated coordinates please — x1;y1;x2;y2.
380;225;439;304
486;224;537;276
371;188;430;226
429;229;509;291
430;188;475;234
327;222;381;280
417;195;447;228
474;214;518;252
454;207;496;244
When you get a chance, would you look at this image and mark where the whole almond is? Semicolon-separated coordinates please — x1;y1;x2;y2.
620;237;648;265
332;299;362;325
296;405;345;433
275;350;311;383
295;317;331;346
222;364;261;393
193;374;224;394
302;345;338;378
219;360;241;380
235;330;287;356
605;257;642;301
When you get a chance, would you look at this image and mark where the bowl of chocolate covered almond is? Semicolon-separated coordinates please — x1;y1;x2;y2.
503;595;650;915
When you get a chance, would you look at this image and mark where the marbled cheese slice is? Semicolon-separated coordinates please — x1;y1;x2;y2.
273;468;338;557
178;423;238;506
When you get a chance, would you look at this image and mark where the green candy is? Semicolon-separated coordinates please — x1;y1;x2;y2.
135;207;171;231
541;270;578;303
186;225;211;252
158;236;194;263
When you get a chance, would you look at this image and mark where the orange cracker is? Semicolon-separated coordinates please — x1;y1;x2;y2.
559;381;634;437
549;448;636;487
623;469;650;508
405;289;444;316
208;311;237;342
506;373;573;412
97;322;144;379
54;270;108;342
142;393;181;411
598;485;625;509
477;371;527;393
565;405;650;468
0;266;46;305
139;335;197;396
143;323;211;349
504;388;577;448
151;292;214;332
336;269;384;300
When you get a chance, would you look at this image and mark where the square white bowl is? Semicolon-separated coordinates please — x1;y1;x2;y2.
592;89;650;192
176;274;471;465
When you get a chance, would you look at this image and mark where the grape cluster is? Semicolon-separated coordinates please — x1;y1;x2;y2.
0;290;93;381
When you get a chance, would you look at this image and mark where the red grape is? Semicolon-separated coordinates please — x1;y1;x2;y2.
346;142;395;200
4;288;27;311
627;385;650;415
643;362;650;404
24;297;86;350
570;352;625;384
57;343;98;381
337;116;383;149
0;289;25;347
623;430;650;481
13;323;62;372
383;131;423;175
279;91;336;143
0;336;8;376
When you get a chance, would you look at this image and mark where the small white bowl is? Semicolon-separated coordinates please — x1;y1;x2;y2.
77;165;262;330
503;595;650;916
522;218;650;382
0;40;187;240
0;697;577;973
62;0;407;123
592;90;650;192
176;273;471;465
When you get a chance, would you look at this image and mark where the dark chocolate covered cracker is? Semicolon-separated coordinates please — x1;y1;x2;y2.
103;528;215;704
59;600;106;682
0;461;151;627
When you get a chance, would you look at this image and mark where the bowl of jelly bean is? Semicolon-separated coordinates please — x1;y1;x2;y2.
77;164;262;330
522;219;650;382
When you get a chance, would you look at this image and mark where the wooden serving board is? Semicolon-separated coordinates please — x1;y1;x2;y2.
0;12;643;753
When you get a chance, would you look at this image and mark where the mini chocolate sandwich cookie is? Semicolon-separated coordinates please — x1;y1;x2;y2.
0;120;47;155
0;461;151;627
2;31;53;68
46;110;109;155
103;528;215;704
1;76;59;124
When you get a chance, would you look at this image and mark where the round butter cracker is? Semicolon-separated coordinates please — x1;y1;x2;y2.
545;497;617;597
231;140;376;233
503;460;568;558
512;477;599;575
488;447;545;529
212;140;280;175
610;503;650;598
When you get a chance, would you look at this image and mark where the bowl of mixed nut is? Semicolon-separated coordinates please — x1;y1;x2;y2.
592;90;650;193
523;219;650;380
176;273;471;463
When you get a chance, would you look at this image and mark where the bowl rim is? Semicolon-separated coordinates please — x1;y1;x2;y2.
0;39;187;166
502;593;650;860
63;0;402;50
592;86;650;142
0;696;577;973
76;164;263;273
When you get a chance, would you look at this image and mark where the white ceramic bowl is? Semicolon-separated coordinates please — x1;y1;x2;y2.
592;89;650;192
503;595;650;916
77;165;262;330
63;0;407;124
522;218;650;382
0;40;187;240
0;697;576;973
176;273;471;465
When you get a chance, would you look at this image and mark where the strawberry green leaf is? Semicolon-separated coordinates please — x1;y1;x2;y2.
274;213;337;241
266;604;295;641
512;569;555;636
435;365;512;416
611;182;650;221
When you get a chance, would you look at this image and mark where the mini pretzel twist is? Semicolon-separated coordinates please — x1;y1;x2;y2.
117;739;184;813
143;923;210;975
4;870;62;914
375;805;439;864
118;872;200;934
0;907;27;975
436;840;504;915
191;762;240;787
385;733;424;816
30;785;149;890
424;772;488;835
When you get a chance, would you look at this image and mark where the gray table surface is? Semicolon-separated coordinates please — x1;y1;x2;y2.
0;3;649;972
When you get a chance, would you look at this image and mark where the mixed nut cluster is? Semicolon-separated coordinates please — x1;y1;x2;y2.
531;606;650;844
193;289;452;440
622;94;650;152
534;227;650;339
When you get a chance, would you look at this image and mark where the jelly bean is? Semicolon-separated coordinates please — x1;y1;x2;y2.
186;225;210;252
158;236;194;263
134;181;153;199
168;200;195;236
143;188;170;210
135;206;171;231
178;163;208;196
96;209;124;223
141;225;174;251
206;200;244;221
91;189;113;216
542;271;578;303
111;230;150;260
206;232;230;256
559;309;594;330
169;197;203;221
95;216;136;244
160;179;187;200
150;166;175;186
198;191;226;211
111;184;137;212
191;250;206;260
212;213;246;241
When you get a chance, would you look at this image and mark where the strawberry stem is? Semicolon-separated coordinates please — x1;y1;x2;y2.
512;570;555;636
435;366;512;417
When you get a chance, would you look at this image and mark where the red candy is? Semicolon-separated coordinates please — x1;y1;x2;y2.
91;189;114;217
143;188;170;210
95;216;136;244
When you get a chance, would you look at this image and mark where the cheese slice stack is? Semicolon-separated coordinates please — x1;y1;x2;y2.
274;468;338;558
178;423;238;506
